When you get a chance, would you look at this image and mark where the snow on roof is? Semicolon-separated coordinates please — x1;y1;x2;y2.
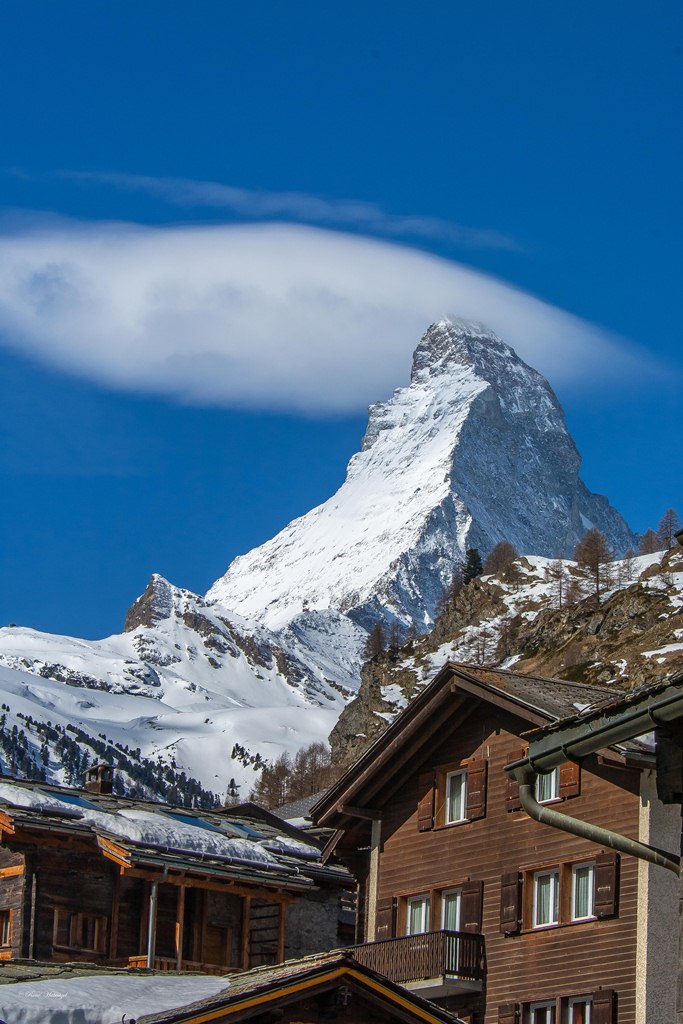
0;783;285;868
0;973;229;1024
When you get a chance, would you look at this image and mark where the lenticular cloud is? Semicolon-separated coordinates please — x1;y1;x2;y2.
0;219;649;413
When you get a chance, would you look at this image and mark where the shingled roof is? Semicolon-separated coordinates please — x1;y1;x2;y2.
312;662;655;830
136;948;463;1023
0;776;349;893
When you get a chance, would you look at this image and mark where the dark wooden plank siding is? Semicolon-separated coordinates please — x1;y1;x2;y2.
374;707;643;1024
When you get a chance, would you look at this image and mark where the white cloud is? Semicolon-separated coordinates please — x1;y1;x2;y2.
0;218;658;414
60;170;519;251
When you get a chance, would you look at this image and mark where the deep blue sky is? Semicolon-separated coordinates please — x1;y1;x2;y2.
0;1;681;638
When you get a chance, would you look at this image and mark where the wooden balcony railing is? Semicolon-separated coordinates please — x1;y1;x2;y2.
352;929;485;985
123;955;235;976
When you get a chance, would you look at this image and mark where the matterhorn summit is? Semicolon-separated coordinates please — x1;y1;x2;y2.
208;318;635;633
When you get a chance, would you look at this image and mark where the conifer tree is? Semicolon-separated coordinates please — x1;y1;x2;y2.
463;547;483;584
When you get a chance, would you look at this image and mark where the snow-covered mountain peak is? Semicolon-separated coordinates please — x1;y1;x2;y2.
410;317;506;381
209;318;636;634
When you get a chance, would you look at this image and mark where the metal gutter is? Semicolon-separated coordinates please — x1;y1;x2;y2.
504;678;683;875
510;763;679;874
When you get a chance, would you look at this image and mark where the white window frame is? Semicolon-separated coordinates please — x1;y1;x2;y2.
532;869;560;928
535;767;560;803
0;909;10;947
567;996;591;1023
440;888;462;932
529;1002;556;1024
445;769;467;824
405;894;431;935
571;862;595;922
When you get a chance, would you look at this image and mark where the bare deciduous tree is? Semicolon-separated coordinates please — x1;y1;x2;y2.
484;540;518;577
657;508;681;550
638;528;661;555
363;622;386;661
574;528;614;605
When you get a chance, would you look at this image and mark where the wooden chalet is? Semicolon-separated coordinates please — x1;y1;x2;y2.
135;948;465;1024
0;770;350;975
520;670;683;1024
312;663;681;1024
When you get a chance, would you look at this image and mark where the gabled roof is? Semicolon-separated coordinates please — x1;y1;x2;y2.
518;668;683;772
136;948;463;1023
312;662;654;831
0;776;350;894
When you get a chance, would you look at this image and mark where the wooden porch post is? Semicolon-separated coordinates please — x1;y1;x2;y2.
109;871;120;961
175;884;186;970
241;896;251;970
146;880;159;969
277;900;286;964
366;818;382;940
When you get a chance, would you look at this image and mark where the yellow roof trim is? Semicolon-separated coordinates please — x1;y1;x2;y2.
168;964;449;1023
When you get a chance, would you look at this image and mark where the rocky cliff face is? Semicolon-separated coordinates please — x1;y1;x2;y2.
330;547;683;769
209;319;635;635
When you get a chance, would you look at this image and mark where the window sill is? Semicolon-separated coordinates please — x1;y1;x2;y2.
525;917;598;934
434;818;471;830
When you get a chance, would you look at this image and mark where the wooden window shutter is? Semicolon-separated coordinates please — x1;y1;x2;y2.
559;760;581;799
592;988;615;1024
417;771;435;831
466;759;488;820
505;749;525;811
594;852;619;918
497;1003;519;1024
460;880;484;933
499;871;521;934
374;897;397;941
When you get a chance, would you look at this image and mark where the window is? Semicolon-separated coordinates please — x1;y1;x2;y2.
441;889;461;931
567;997;591;1023
406;895;430;935
517;857;607;932
532;869;559;928
53;909;107;953
445;770;467;823
536;768;560;803
0;910;10;947
571;863;595;921
529;1004;556;1024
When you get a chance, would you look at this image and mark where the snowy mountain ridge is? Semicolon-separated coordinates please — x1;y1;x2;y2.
0;575;361;797
0;317;642;798
208;319;635;633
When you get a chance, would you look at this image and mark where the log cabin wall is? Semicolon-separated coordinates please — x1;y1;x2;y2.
25;846;115;963
374;705;643;1024
0;846;26;959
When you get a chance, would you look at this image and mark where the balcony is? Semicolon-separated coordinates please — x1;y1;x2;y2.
352;930;485;998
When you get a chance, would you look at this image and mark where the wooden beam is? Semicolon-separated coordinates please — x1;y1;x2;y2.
0;865;24;878
277;902;286;963
337;804;382;820
241;896;251;970
117;867;296;902
175;884;186;970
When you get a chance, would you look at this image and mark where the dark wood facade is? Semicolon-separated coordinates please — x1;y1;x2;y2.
0;781;350;976
314;664;676;1024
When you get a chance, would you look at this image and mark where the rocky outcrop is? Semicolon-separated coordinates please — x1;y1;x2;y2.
330;548;683;769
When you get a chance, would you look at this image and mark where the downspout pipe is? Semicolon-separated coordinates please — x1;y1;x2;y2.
510;764;680;875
